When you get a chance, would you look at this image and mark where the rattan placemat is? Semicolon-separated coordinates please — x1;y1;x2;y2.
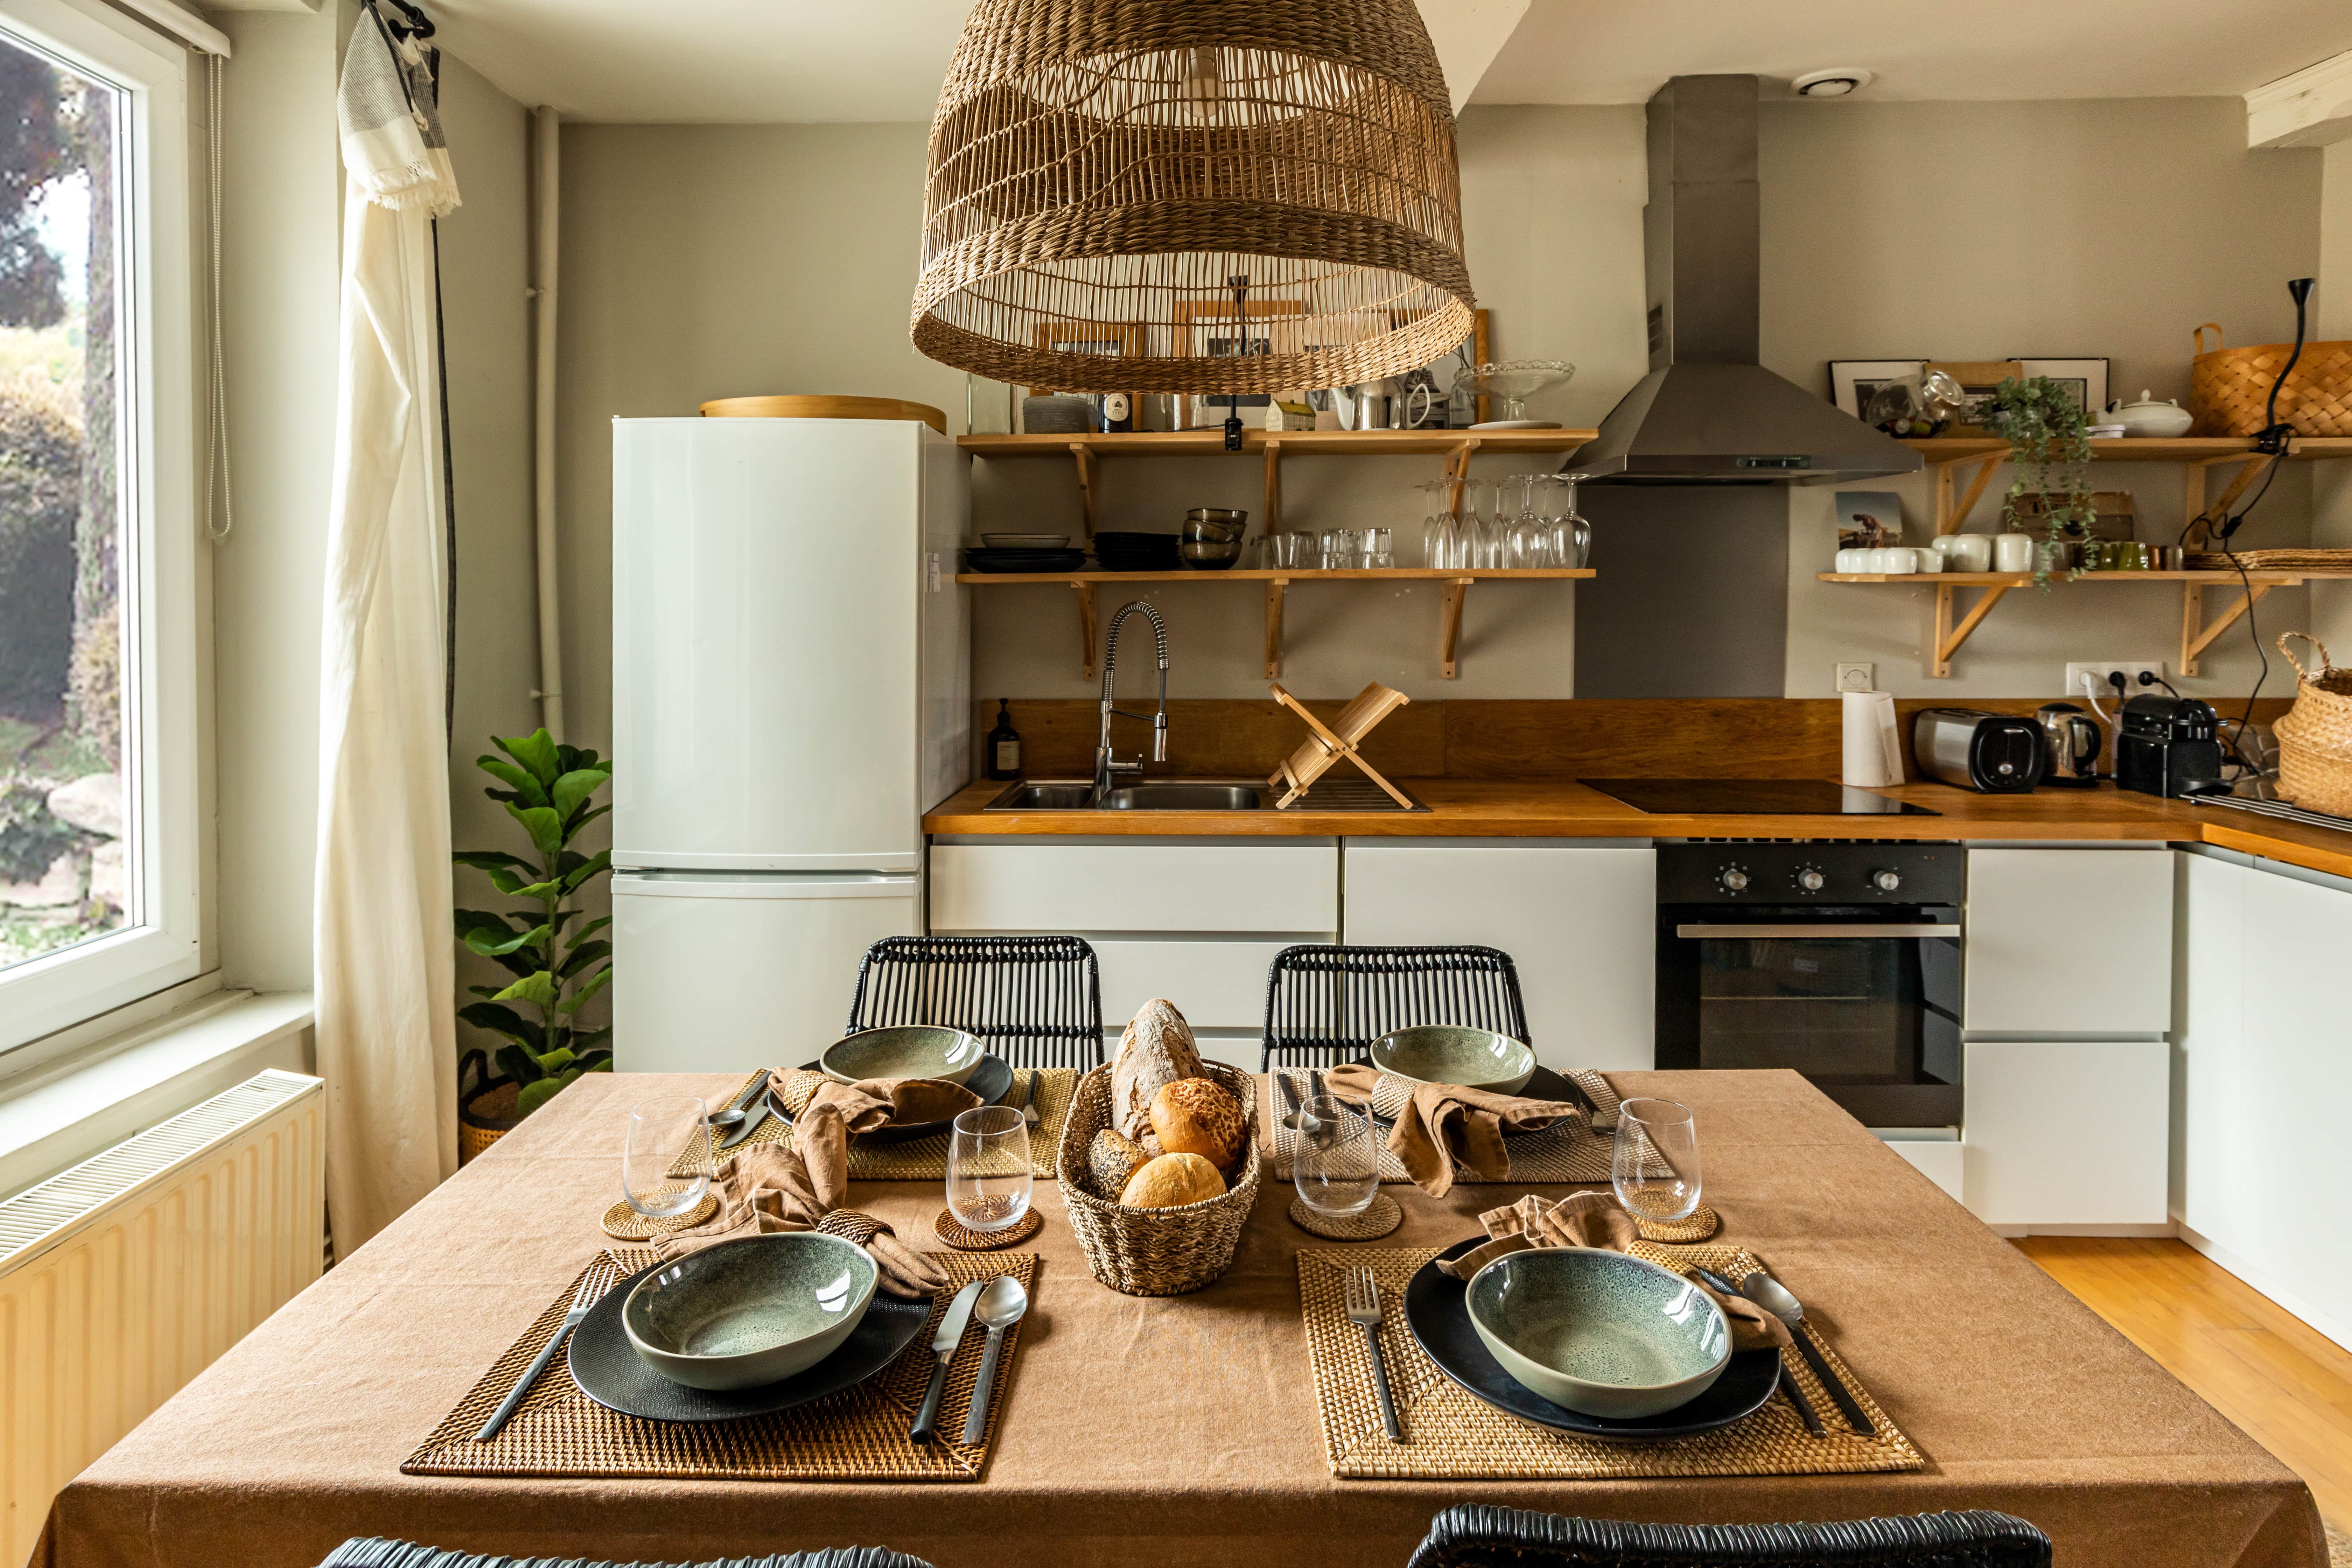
708;1069;1077;1181
1298;1244;1922;1480
402;1247;1038;1481
1266;1068;1657;1186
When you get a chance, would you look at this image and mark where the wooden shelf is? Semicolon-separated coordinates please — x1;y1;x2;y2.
957;568;1594;680
1898;435;2352;541
1818;568;2352;678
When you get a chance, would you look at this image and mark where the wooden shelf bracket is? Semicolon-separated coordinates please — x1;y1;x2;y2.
1440;576;1476;679
1262;438;1282;535
2181;578;2289;677
1933;451;2005;536
1069;442;1098;541
1072;580;1099;679
1932;580;2012;678
1263;576;1288;678
2183;451;2280;547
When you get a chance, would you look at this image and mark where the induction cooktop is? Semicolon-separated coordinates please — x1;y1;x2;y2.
1579;778;1941;816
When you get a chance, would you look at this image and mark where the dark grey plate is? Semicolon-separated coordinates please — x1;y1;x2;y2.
568;1261;929;1422
1402;1236;1782;1439
779;1053;1015;1146
1350;1057;1595;1135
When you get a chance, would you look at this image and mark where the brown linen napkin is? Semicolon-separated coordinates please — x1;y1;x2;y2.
645;1142;949;1300
1434;1191;1790;1352
1324;1063;1583;1197
767;1071;981;1208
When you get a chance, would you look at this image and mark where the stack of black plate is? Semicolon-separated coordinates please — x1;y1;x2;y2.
963;548;1087;575
1092;531;1181;572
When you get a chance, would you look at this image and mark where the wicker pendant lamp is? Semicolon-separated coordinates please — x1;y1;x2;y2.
910;0;1475;398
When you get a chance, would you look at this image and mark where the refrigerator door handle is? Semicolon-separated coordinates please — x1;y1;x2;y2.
613;872;919;901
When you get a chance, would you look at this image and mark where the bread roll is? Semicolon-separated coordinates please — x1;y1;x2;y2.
1111;998;1204;1140
1088;1128;1150;1198
1119;1152;1226;1209
1148;1077;1247;1173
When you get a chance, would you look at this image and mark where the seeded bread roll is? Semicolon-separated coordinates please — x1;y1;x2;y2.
1119;1152;1226;1209
1110;998;1204;1140
1088;1128;1151;1198
1148;1077;1248;1173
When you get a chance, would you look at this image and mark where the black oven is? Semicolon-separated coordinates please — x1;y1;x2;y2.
1654;842;1964;1128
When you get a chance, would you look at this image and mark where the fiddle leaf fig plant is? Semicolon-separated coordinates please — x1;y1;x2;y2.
1980;375;2094;587
453;730;615;1116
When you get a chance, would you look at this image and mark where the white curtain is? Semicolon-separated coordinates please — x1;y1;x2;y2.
314;15;462;1259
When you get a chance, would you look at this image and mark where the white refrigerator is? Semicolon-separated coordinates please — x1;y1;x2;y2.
610;416;969;1074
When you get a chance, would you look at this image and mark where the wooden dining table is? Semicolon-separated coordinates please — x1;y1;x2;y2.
36;1068;2328;1568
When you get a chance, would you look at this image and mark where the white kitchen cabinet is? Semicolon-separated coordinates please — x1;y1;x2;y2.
1340;840;1655;1071
1963;1038;2170;1227
930;840;1338;934
1964;848;2173;1035
2171;852;2245;1239
1091;937;1294;1033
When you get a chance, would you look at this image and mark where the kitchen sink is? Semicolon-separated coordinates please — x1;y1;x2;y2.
985;782;1098;810
1104;783;1262;810
980;778;1423;812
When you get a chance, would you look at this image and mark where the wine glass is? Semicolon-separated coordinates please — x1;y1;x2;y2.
1504;474;1543;568
622;1096;713;1218
1293;1093;1378;1217
1612;1097;1701;1224
1456;478;1493;568
947;1104;1033;1232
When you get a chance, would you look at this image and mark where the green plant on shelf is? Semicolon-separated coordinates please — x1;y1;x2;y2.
1979;376;2093;588
452;730;614;1116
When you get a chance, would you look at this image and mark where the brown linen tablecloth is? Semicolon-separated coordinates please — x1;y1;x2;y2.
38;1069;2326;1568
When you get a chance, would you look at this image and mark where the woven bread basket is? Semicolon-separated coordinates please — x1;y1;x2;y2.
2190;323;2352;438
1056;1060;1260;1296
2274;633;2352;817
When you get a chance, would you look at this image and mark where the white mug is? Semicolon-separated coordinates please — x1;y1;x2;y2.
1835;548;1868;572
1992;532;2036;573
1911;547;1941;573
1873;548;1916;575
1937;533;1993;572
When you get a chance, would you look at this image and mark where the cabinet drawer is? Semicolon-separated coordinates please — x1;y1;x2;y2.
1963;1038;2169;1226
1964;849;2172;1035
930;842;1338;933
1092;938;1293;1034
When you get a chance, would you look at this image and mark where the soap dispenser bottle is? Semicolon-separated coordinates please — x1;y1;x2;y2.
985;699;1022;780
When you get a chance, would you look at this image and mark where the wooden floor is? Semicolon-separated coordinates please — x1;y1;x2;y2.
2019;1237;2352;1531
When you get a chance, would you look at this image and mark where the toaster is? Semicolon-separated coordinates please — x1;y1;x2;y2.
2115;695;2227;798
1912;708;2047;793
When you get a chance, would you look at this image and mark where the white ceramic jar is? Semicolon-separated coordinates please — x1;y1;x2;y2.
1992;532;2036;573
1934;533;1993;572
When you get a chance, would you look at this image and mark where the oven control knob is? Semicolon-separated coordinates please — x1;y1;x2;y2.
1871;869;1902;892
1796;868;1825;892
1719;867;1749;892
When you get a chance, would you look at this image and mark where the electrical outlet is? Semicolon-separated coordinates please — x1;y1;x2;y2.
1835;663;1875;692
2065;660;2166;699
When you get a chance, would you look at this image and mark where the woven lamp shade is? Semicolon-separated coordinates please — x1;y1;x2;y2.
910;0;1475;396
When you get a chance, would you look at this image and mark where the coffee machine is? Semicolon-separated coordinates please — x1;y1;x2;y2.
2115;695;2226;798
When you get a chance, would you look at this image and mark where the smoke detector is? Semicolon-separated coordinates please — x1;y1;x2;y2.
1791;68;1875;98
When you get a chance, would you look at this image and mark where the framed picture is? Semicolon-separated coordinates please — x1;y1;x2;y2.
1025;320;1147;409
2014;358;2109;416
1175;297;1306;411
1834;490;1905;551
1828;359;1923;418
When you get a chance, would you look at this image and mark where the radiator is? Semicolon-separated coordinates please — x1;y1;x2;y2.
0;1068;324;1566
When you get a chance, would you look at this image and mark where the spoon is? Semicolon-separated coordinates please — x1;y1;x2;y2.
1739;1269;1872;1436
960;1273;1029;1445
1690;1266;1823;1438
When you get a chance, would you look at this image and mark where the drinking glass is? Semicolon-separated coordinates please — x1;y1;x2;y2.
1612;1097;1701;1224
1365;528;1391;569
622;1096;713;1218
946;1104;1033;1232
1414;479;1451;565
1456;479;1492;568
1293;1093;1379;1217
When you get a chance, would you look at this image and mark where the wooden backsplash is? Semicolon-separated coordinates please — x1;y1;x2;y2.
980;696;2295;781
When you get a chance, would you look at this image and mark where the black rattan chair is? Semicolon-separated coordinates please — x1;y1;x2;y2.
1259;943;1530;1071
320;1543;934;1568
1405;1505;2051;1568
845;935;1104;1070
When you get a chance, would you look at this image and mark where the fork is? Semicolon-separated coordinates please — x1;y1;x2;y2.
1345;1267;1404;1442
476;1264;608;1441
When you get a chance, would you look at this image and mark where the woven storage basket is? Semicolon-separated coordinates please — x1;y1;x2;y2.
1056;1060;1260;1296
2274;633;2352;817
2190;323;2352;438
457;1050;521;1166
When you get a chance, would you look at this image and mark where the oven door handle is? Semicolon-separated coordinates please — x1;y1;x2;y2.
1673;923;1958;939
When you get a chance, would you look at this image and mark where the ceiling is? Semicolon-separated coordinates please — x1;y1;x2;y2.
421;0;2352;123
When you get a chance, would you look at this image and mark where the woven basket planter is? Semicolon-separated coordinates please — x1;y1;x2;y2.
2190;324;2352;438
457;1050;521;1166
2274;633;2352;817
1056;1059;1260;1296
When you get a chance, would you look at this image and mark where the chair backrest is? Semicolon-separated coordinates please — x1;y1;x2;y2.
1260;944;1530;1071
1406;1505;2051;1568
846;936;1105;1070
321;1542;936;1568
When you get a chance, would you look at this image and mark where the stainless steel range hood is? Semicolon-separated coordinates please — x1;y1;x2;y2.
1568;76;1920;486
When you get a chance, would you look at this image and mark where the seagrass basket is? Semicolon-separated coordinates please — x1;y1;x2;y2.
1056;1059;1260;1296
457;1050;522;1166
2190;323;2352;438
2274;633;2352;817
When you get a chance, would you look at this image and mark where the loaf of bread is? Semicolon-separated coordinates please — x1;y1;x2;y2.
1110;998;1204;1140
1119;1152;1226;1209
1148;1077;1247;1173
1088;1128;1151;1197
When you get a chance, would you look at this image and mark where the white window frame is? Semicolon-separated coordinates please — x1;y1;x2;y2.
0;0;199;1053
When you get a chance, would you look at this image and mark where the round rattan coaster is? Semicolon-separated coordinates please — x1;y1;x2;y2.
1635;1203;1721;1244
932;1205;1044;1251
600;1191;717;1240
1289;1192;1404;1241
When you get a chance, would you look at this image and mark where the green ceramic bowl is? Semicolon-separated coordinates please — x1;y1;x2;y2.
1370;1025;1536;1096
622;1233;877;1391
1465;1247;1731;1419
818;1025;986;1086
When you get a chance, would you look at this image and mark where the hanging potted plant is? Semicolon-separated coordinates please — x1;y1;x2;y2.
451;729;615;1162
1979;376;2094;587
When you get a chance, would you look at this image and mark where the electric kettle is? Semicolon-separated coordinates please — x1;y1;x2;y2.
2035;702;2102;787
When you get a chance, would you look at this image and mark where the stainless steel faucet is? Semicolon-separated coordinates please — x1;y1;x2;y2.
1093;601;1169;804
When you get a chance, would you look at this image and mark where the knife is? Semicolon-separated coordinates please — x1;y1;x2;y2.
910;1278;986;1443
718;1087;775;1152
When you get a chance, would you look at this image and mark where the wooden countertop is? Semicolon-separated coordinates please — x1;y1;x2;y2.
924;777;2352;880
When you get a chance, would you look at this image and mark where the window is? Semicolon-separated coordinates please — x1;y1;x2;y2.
0;0;195;1052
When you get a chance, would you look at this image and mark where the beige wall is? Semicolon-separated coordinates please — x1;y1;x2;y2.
2312;140;2352;652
